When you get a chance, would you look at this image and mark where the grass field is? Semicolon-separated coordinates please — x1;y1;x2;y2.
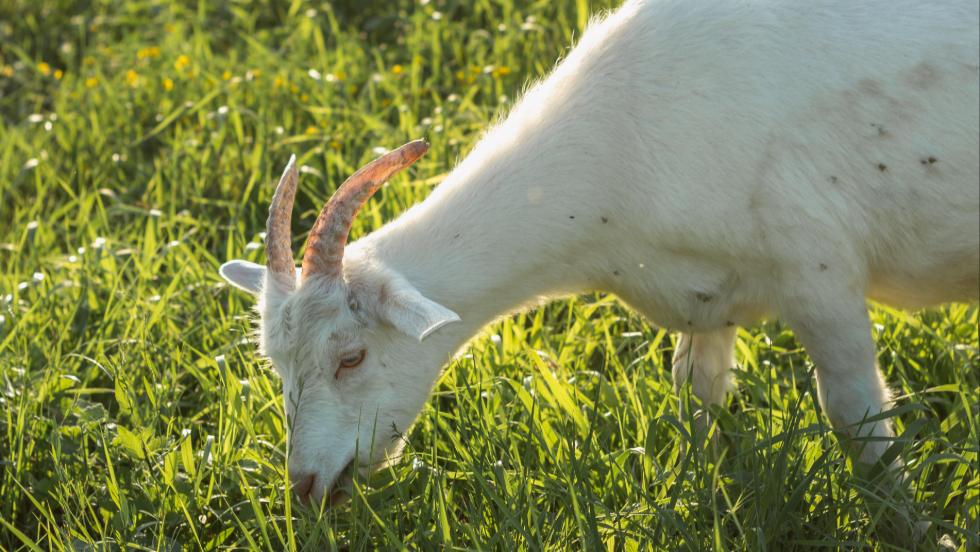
1;1;977;549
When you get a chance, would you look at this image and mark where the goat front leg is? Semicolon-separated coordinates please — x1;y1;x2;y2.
782;297;894;466
782;293;933;541
672;327;737;445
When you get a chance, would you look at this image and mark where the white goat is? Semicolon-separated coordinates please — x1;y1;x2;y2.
220;0;980;505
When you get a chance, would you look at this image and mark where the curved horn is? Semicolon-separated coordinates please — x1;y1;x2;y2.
301;140;428;282
266;154;299;289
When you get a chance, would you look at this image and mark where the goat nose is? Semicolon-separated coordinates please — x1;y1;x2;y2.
290;471;317;504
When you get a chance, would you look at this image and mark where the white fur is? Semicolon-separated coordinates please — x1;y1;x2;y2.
221;0;979;503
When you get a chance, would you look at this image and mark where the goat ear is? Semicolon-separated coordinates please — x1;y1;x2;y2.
220;261;303;294
379;279;460;341
219;260;266;294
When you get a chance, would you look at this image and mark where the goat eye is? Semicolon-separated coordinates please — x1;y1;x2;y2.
337;350;366;374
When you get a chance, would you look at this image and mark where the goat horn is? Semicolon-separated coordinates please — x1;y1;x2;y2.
301;140;428;282
266;154;299;289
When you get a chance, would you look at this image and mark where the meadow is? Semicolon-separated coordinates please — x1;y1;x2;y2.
0;1;977;549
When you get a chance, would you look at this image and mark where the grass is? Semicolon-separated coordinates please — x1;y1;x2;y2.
0;0;977;549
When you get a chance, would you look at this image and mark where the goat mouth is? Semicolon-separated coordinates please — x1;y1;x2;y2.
327;460;355;506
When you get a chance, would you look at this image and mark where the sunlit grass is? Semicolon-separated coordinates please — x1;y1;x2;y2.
1;1;977;549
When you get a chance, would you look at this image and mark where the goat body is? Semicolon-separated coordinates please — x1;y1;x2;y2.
360;0;978;457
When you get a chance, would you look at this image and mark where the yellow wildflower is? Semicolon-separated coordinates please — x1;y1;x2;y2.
174;55;191;70
329;140;341;150
300;94;309;102
222;70;232;81
334;69;347;81
54;69;63;80
137;46;161;60
85;77;99;88
125;70;139;87
391;64;403;75
163;77;174;91
38;62;52;76
492;65;511;78
305;126;318;135
1;65;13;77
273;76;285;89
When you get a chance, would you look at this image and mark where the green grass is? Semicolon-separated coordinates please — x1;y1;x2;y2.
0;1;977;549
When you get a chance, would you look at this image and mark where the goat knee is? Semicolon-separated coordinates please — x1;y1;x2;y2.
816;365;895;464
